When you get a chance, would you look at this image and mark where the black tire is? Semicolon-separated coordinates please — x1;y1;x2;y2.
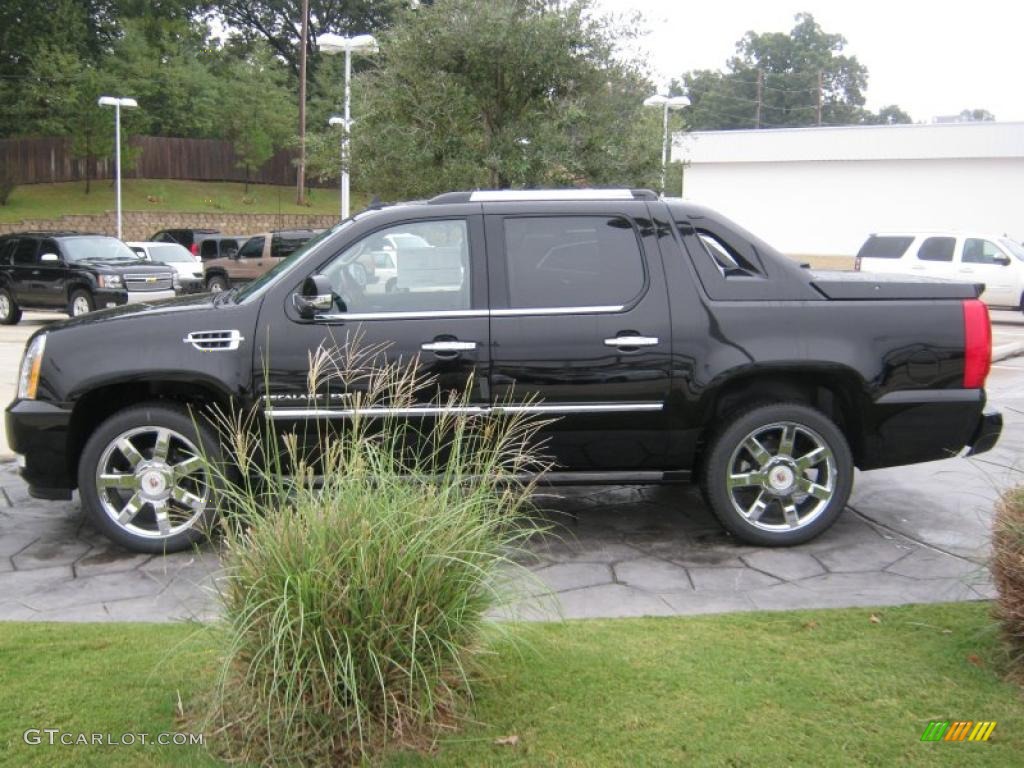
68;288;94;317
207;274;229;292
702;402;853;546
0;286;21;325
77;402;224;553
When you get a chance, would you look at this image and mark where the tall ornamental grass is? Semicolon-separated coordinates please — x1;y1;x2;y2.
202;337;548;765
993;486;1024;681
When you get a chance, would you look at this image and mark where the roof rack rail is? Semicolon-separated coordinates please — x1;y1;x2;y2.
427;189;659;204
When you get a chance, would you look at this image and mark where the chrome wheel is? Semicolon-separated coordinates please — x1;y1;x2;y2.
95;426;210;540
0;293;9;320
72;295;92;316
726;421;837;532
208;279;224;293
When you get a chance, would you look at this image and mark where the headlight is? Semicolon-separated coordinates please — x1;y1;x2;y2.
172;274;181;290
98;274;122;289
17;334;46;400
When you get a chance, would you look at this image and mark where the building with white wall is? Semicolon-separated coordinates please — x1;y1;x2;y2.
672;121;1024;258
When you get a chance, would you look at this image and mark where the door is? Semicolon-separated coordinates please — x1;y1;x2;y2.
484;204;672;470
35;238;69;308
8;237;40;305
254;215;489;460
233;236;266;282
959;237;1017;306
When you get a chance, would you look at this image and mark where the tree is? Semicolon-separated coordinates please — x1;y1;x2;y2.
960;108;995;122
863;104;913;125
307;0;660;199
681;13;909;130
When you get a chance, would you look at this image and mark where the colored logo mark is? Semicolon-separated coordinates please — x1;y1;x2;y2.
920;721;997;742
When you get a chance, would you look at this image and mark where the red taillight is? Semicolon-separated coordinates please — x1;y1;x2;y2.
963;298;991;388
190;243;199;255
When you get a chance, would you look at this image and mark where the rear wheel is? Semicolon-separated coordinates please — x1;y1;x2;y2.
207;274;229;293
0;287;21;325
78;402;223;553
702;402;853;546
69;289;94;317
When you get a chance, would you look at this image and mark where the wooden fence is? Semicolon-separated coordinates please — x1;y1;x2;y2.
0;135;301;186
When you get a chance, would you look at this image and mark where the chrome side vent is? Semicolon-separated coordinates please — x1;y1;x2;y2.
183;330;244;351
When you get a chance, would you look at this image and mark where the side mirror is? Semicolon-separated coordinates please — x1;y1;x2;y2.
994;255;1011;266
40;253;59;263
293;274;337;319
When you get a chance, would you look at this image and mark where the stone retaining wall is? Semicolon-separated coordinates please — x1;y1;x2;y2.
0;211;339;241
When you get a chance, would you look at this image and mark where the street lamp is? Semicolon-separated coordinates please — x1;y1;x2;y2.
316;33;379;220
97;96;138;239
643;94;689;195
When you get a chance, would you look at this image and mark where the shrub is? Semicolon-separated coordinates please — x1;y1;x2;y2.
202;338;547;765
993;486;1024;679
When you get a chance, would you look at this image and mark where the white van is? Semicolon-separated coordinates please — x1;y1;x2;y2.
855;232;1024;310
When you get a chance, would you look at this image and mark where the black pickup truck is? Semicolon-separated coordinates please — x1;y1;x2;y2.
5;190;1002;552
0;232;177;323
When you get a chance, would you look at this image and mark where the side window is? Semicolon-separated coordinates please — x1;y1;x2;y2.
272;234;308;259
200;240;218;259
12;238;38;265
0;238;14;264
963;238;1006;265
153;232;171;243
503;216;644;308
321;219;469;314
38;239;61;262
238;237;265;259
917;237;955;262
857;235;914;259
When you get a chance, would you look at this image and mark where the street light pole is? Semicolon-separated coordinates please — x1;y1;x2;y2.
98;96;138;239
643;94;690;196
328;116;345;220
316;33;378;221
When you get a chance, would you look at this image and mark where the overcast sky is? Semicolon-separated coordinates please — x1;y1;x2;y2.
593;0;1024;122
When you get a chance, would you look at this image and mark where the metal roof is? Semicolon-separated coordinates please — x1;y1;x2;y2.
674;121;1024;164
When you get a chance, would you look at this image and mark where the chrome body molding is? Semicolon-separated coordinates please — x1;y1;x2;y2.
314;305;625;322
264;402;664;420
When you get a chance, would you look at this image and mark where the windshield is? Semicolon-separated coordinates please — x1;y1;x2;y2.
235;221;352;302
63;236;143;263
146;244;195;263
1000;238;1024;262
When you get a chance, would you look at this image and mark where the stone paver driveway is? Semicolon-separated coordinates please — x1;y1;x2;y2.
0;461;992;622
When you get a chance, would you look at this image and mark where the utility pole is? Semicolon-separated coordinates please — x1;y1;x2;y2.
816;70;823;126
755;69;763;129
296;0;309;205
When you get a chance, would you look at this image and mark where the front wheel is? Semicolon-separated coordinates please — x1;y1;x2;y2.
207;274;229;293
701;402;853;546
77;402;224;553
69;289;94;317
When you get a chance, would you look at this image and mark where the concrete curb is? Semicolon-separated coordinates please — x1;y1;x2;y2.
993;341;1024;363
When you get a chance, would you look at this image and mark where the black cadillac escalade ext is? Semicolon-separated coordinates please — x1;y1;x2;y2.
5;190;1002;553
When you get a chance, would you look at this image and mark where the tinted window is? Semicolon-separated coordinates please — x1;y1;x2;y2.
272;233;311;258
696;230;762;276
917;237;955;262
238;237;265;259
963;238;1006;265
320;219;469;314
200;240;219;258
0;238;13;264
38;239;60;261
12;238;38;265
504;216;644;308
857;235;913;259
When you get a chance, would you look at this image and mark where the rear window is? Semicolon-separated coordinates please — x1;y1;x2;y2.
272;234;311;258
916;236;955;262
503;216;645;309
857;235;914;259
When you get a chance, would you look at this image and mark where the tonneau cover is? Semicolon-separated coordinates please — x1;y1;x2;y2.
810;270;982;301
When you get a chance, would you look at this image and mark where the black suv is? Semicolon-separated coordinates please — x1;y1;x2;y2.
0;232;178;323
5;190;1001;553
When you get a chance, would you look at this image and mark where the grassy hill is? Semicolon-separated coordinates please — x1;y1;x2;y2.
0;179;351;223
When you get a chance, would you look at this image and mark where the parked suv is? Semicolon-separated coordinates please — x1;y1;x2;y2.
202;229;320;292
856;232;1024;310
0;232;177;323
5;190;1001;553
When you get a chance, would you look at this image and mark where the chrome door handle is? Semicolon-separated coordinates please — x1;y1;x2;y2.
421;340;477;352
604;335;659;348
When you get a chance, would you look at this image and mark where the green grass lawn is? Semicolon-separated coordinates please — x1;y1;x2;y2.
0;179;350;223
1;602;1021;767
